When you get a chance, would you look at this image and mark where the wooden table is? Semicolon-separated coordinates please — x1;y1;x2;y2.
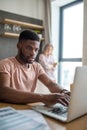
0;102;87;130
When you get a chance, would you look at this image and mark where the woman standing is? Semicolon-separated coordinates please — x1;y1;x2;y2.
39;43;57;82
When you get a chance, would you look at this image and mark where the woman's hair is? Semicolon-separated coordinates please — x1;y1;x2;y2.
44;43;53;51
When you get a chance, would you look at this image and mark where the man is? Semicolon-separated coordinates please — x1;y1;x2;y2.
0;30;70;106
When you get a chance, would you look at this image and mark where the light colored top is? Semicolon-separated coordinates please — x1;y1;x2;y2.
39;54;57;81
0;57;45;92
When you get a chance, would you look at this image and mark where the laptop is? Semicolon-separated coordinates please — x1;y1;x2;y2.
32;66;87;122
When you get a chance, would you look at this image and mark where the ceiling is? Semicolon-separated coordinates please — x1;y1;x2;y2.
51;0;77;6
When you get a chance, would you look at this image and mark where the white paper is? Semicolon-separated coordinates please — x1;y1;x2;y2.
0;107;50;130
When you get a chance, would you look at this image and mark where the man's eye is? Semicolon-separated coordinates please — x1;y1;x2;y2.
35;49;39;52
26;47;31;50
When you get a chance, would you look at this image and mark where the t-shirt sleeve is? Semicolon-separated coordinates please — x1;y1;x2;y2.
0;61;10;77
37;62;46;76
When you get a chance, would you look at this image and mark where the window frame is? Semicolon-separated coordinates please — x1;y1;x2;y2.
58;0;83;83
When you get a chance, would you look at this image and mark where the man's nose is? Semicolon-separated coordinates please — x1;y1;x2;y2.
30;50;36;55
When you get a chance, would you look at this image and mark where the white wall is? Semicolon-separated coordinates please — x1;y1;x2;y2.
0;0;45;20
51;2;60;60
51;2;60;81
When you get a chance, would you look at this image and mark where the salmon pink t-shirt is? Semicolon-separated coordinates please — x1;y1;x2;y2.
0;57;45;92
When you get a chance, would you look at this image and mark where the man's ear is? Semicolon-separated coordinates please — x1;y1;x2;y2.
17;42;21;49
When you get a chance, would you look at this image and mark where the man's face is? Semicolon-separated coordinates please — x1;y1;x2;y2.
18;40;40;64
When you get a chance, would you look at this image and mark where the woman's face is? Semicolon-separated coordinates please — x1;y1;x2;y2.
45;46;53;55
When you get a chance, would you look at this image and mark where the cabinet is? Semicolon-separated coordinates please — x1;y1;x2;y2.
0;18;45;41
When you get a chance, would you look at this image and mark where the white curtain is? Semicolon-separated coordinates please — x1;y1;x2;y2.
44;0;52;43
83;0;87;65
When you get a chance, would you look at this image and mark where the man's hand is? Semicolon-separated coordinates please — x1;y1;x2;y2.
59;89;71;106
41;92;70;106
60;89;70;96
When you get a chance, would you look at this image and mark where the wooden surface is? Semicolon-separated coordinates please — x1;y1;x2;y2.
0;102;87;130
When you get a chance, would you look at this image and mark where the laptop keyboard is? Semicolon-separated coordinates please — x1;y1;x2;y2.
48;105;68;116
32;103;68;118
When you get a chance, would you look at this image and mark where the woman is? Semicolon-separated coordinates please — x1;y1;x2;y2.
39;43;57;82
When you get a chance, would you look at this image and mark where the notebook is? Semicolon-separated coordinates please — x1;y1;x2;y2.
32;66;87;122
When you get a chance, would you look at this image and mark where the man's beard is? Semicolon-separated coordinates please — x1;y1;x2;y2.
19;50;35;64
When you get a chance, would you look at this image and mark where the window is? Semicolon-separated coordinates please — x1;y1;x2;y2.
59;0;83;90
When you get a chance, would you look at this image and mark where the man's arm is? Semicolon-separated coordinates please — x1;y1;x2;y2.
38;73;63;93
0;73;69;106
0;73;43;104
38;73;70;105
0;85;43;104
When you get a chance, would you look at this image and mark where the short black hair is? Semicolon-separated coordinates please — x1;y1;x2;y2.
18;29;40;42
